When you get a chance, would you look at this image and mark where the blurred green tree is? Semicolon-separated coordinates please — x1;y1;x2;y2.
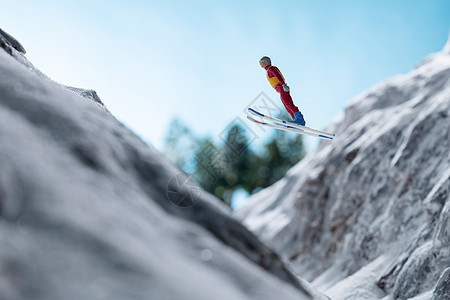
163;116;306;206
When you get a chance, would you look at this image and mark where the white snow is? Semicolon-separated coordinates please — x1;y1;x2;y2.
321;255;390;300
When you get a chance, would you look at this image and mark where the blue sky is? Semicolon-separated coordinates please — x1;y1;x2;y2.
1;0;449;152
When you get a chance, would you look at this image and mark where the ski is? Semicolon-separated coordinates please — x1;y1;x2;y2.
246;107;335;138
246;115;334;141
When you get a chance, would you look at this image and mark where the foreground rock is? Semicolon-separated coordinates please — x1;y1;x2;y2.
0;28;323;300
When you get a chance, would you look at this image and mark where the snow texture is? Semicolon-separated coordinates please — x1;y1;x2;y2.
237;36;450;300
0;28;323;300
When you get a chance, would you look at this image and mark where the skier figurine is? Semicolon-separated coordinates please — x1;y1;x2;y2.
259;56;306;126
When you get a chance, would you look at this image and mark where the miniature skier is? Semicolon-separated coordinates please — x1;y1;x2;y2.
259;56;306;125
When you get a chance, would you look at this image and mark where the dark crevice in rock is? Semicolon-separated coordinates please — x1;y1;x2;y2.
345;148;359;163
71;144;104;172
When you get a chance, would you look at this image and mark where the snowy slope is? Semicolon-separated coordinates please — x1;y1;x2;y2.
0;29;325;300
237;37;450;300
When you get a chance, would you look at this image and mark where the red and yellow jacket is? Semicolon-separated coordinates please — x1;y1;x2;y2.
265;65;286;88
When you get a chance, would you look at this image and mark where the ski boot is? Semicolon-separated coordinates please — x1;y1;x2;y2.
290;111;306;126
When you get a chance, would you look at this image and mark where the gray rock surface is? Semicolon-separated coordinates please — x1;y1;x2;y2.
432;267;450;300
237;37;450;299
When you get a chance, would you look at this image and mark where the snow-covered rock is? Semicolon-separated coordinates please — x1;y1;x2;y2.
237;36;450;300
0;28;322;300
0;28;25;54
